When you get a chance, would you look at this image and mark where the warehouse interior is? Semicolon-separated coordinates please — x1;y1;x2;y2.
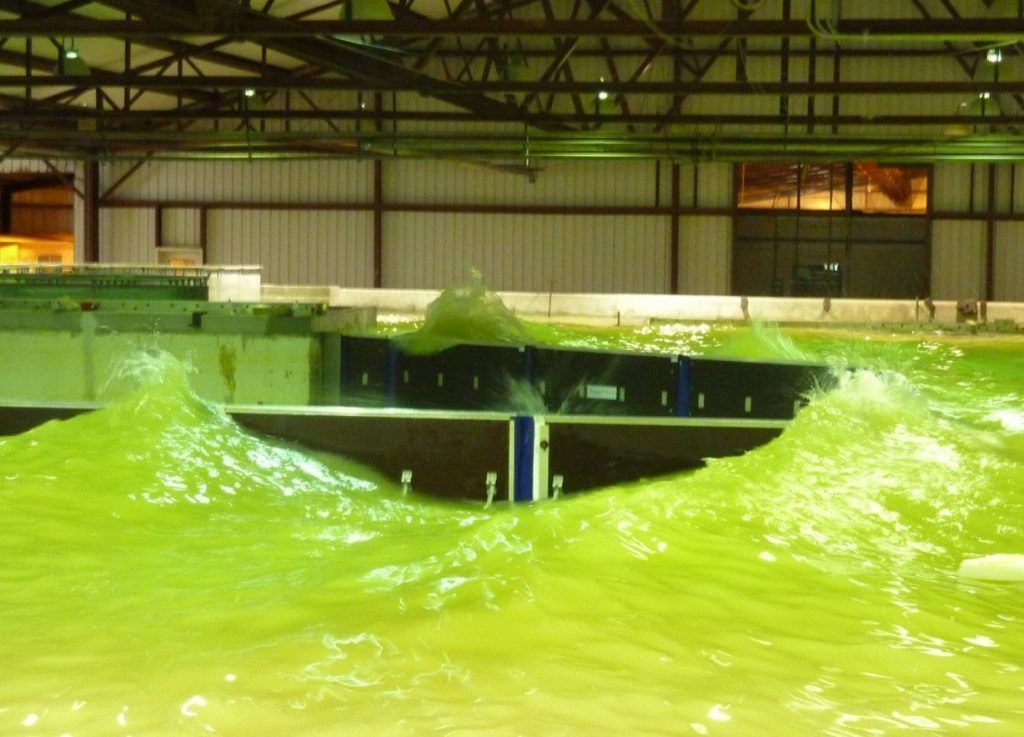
4;4;1024;736
0;0;1022;301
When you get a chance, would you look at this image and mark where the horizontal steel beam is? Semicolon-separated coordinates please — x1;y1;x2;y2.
2;130;1024;162
0;17;1019;39
411;46;986;58
0;108;1018;127
1;75;1022;95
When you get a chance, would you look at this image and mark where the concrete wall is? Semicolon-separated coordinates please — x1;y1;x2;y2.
0;311;319;405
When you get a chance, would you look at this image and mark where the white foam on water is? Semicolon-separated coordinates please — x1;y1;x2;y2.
957;554;1024;582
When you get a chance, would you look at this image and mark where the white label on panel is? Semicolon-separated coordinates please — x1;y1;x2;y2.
586;384;619;400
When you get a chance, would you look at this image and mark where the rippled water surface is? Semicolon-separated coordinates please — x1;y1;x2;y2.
2;325;1024;736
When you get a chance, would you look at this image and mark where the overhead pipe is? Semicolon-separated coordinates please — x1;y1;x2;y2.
7;108;1023;126
0;17;1020;40
5;129;1024;162
807;0;1022;45
5;75;1024;94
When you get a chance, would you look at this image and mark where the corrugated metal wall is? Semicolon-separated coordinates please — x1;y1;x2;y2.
994;222;1024;302
102;159;372;202
931;220;986;299
678;216;731;295
658;163;731;210
933;163;991;212
208;210;374;286
0;158;75;177
91;158;734;294
382;212;669;293
98;160;376;286
162;209;200;248
100;208;156;263
933;163;1024;301
383;159;658;207
35;155;1021;301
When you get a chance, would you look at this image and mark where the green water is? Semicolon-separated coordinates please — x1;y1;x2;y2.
392;273;534;355
2;326;1024;736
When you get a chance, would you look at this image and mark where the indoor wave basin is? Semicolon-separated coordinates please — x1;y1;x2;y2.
2;319;1024;736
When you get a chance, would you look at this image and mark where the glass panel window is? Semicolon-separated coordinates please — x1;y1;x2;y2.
852;164;929;214
738;162;928;215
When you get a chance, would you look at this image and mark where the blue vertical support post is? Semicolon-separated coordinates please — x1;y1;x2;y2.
339;336;351;390
385;341;399;407
508;415;550;502
675;355;691;417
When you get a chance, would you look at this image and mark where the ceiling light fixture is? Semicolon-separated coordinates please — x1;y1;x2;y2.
57;40;89;75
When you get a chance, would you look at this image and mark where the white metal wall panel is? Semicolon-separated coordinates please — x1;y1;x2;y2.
101;159;373;203
382;212;669;293
162;209;200;248
384;159;658;207
931;219;985;299
73;164;85;261
0;158;73;175
677;215;731;295
994;222;1024;302
206;210;374;287
933;163;976;212
995;163;1014;213
1013;164;1024;213
99;208;156;264
675;162;733;209
666;162;733;210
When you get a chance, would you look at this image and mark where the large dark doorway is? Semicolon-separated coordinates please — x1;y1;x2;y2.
733;163;930;298
733;213;930;298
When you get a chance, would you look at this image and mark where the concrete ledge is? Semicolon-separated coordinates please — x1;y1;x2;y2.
260;283;331;304
208;268;262;303
334;287;440;314
330;288;1024;328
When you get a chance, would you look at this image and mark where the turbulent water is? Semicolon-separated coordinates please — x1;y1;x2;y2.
2;325;1024;736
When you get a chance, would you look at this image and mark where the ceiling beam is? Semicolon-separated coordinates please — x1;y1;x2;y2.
0;109;1014;127
99;0;555;128
2;75;1021;94
0;17;1020;39
3;129;1024;163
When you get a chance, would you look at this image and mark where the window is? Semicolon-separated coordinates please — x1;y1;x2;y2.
737;162;928;215
732;162;931;299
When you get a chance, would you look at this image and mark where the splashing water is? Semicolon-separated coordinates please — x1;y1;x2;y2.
2;329;1024;736
393;271;535;354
